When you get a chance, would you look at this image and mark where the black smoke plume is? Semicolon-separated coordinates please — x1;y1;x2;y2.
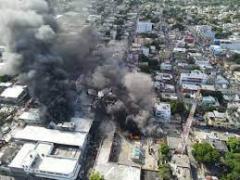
0;0;99;123
0;0;162;136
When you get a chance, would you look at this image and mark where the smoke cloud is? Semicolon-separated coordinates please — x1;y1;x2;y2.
0;0;71;123
0;0;160;136
123;72;155;110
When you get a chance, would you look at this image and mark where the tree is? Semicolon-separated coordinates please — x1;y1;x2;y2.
192;142;220;165
158;164;172;180
221;152;240;180
227;137;240;153
89;171;104;180
170;101;187;114
0;75;11;82
159;143;170;163
160;143;170;157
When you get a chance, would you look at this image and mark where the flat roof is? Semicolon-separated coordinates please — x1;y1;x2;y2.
0;85;26;99
37;156;78;175
167;136;182;150
19;108;41;122
14;126;87;147
155;103;171;111
9;142;79;176
182;84;200;90
180;72;208;79
171;154;190;168
95;163;141;180
0;82;12;88
71;117;93;133
35;142;53;156
9;143;35;169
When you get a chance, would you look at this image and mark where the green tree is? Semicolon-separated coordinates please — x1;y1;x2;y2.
160;143;170;157
159;143;170;163
192;142;220;165
170;101;186;114
221;152;240;180
227;137;240;153
158;164;172;180
89;171;104;180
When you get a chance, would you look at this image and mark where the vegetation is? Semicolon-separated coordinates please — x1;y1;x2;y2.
170;101;187;115
192;142;220;165
226;137;240;153
159;143;170;162
158;164;172;180
89;170;104;180
0;75;11;82
221;152;240;180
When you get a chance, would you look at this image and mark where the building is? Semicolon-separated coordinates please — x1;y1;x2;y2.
154;103;171;122
161;93;178;101
201;96;218;107
167;136;182;152
204;137;228;153
0;82;12;93
170;154;192;180
204;111;228;128
94;125;141;180
136;21;153;33
18;108;41;125
195;60;213;71
160;63;173;71
195;25;215;41
181;84;200;93
226;104;240;129
179;71;208;85
141;47;150;56
215;75;229;89
9;119;93;180
0;85;27;104
154;73;173;82
218;38;240;51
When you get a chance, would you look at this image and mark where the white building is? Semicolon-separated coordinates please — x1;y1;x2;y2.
154;103;171;122
19;108;41;125
160;63;173;71
136;21;153;33
9;119;93;180
0;85;27;104
179;71;208;85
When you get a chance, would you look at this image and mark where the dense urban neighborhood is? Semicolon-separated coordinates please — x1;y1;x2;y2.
0;0;239;180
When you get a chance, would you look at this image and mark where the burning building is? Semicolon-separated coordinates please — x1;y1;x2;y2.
0;0;161;138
